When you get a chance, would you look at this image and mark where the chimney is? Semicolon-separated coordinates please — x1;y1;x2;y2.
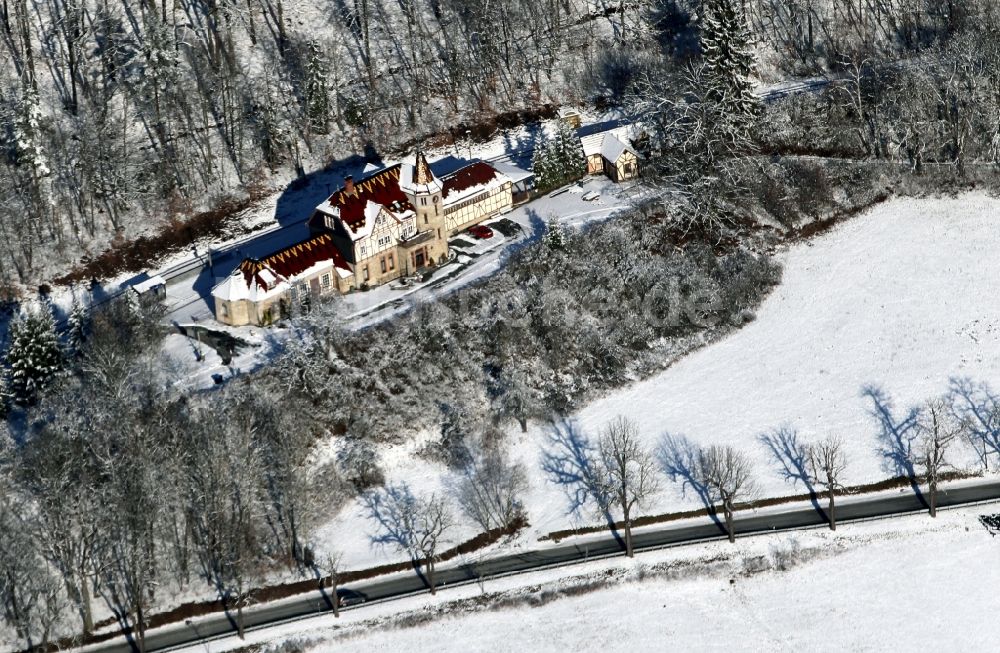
344;175;356;196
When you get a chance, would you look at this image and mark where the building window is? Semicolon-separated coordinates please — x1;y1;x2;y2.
424;215;428;224
221;303;229;318
389;254;395;270
321;273;331;291
363;266;369;281
420;197;427;206
360;245;367;257
380;257;387;273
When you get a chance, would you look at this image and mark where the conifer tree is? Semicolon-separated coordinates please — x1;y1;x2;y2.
700;0;760;140
531;122;585;191
543;218;566;250
14;85;50;179
305;40;330;132
553;120;586;179
5;303;63;405
66;297;88;357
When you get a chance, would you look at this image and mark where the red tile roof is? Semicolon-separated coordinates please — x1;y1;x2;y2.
441;162;501;200
240;233;351;287
327;165;411;231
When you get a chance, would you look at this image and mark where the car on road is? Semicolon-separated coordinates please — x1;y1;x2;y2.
581;190;600;202
337;589;367;607
468;225;494;239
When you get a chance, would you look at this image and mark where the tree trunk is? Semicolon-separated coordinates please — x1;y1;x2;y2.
135;599;146;653
236;601;245;639
929;475;937;518
329;573;339;618
723;501;735;543
80;572;94;634
426;558;436;595
623;505;633;558
828;489;836;531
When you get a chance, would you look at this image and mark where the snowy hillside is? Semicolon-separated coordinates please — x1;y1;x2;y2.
314;193;1000;569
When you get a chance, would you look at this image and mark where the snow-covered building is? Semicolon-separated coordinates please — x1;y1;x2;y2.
211;233;353;326
210;152;512;325
307;152;512;291
580;130;640;182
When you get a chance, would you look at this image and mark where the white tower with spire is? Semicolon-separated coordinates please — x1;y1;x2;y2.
399;150;449;271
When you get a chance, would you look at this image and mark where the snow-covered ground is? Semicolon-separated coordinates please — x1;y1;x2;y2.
314;193;1000;570
170;505;1000;653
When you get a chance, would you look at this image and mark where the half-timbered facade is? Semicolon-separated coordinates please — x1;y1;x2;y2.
210;152;513;325
580;130;640;182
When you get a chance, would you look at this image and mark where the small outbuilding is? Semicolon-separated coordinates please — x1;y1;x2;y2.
558;108;582;129
580;131;640;183
129;275;167;301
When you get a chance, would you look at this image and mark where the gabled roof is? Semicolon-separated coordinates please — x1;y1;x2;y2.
600;133;638;162
256;232;352;278
580;128;639;162
212;233;354;303
212;262;286;303
441;162;506;203
324;165;412;232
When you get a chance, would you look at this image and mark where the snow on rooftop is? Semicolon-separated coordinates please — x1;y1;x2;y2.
581;126;639;160
399;161;443;196
211;266;288;303
441;162;510;206
130;275;166;294
490;160;533;183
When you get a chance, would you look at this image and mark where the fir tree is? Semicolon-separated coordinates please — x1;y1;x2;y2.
543;218;566;250
305;40;330;132
531;139;558;190
700;0;760;139
14;85;51;179
531;121;586;192
66;297;89;357
5;303;63;405
553;120;586;179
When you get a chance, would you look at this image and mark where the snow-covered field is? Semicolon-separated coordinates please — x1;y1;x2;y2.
315;193;1000;569
178;505;1000;653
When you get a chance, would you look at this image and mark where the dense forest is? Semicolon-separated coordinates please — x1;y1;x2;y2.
4;0;1000;650
2;0;999;289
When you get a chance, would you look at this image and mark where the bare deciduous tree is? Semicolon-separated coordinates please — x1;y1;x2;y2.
364;485;455;594
806;436;847;530
598;417;660;557
698;445;757;543
916;398;965;517
453;444;528;533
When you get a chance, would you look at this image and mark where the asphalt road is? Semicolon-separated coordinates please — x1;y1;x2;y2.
84;480;1000;653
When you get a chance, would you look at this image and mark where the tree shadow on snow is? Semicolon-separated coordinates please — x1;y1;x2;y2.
861;384;927;508
539;418;622;548
758;426;827;523
948;377;1000;470
656;433;726;535
360;483;430;589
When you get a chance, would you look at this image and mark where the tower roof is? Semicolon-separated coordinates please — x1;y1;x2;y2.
398;150;443;196
414;151;435;185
